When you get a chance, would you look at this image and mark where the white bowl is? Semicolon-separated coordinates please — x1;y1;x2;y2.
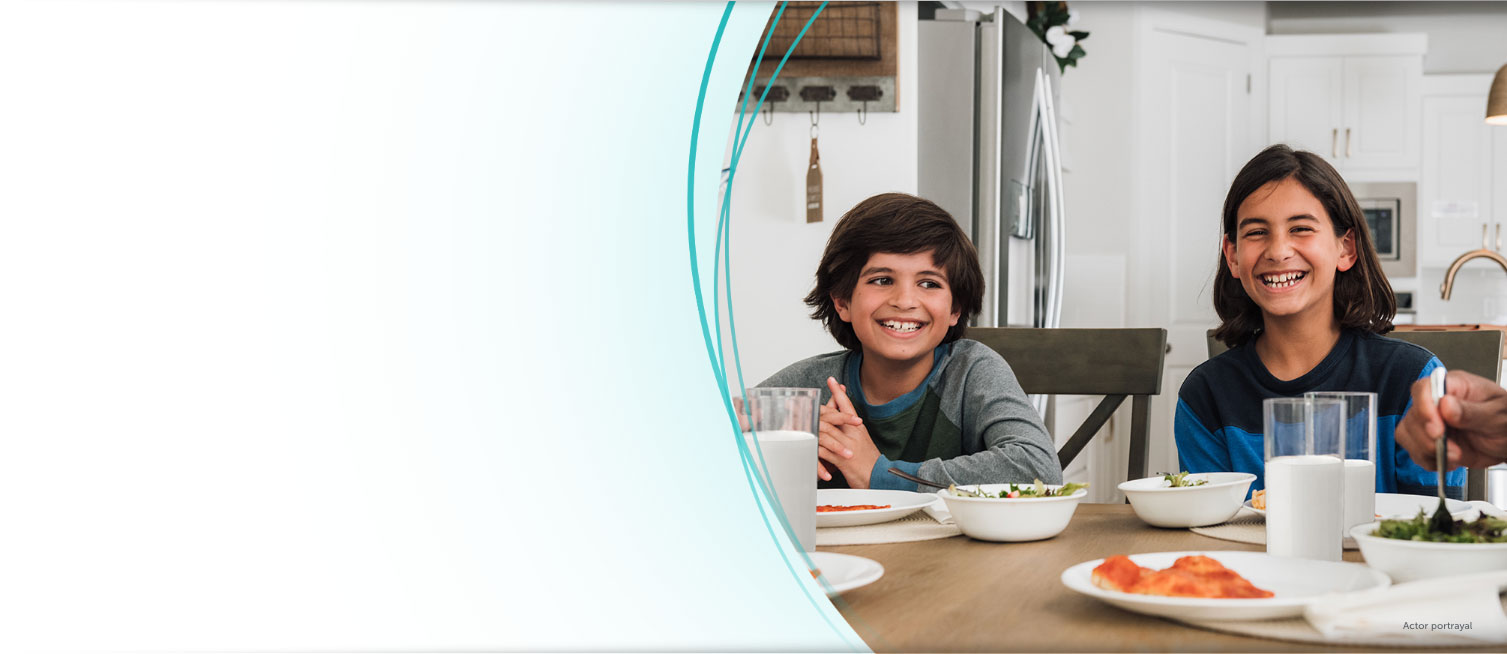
1117;472;1255;528
935;484;1086;542
1351;521;1507;583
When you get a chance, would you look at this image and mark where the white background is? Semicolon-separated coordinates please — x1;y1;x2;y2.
0;1;862;650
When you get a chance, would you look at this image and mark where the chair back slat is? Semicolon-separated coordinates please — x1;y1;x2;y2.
969;328;1168;485
967;328;1167;396
1386;330;1502;381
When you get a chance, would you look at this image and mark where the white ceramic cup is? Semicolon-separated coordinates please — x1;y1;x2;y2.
741;387;821;552
1263;397;1345;561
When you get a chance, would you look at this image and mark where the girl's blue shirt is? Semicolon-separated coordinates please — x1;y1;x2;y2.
1174;329;1465;499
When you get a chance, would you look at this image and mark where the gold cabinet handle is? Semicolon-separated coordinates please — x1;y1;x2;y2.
1332;128;1339;158
1345;127;1353;158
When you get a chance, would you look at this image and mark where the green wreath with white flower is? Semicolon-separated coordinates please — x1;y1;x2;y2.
1027;1;1089;73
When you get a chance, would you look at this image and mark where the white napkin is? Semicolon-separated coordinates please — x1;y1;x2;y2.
1304;570;1507;644
922;496;954;525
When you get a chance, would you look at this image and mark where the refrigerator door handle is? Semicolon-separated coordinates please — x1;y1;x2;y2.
974;18;1003;328
1036;68;1066;330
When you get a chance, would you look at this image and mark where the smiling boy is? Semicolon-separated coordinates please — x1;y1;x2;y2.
757;193;1062;490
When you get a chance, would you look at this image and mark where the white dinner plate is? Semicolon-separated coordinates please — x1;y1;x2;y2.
1242;492;1475;520
809;552;883;596
1060;550;1390;621
816;489;936;528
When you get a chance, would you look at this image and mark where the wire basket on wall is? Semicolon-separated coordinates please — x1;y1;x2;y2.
759;2;882;60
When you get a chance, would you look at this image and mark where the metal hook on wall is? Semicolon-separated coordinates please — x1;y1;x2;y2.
847;85;883;128
754;85;788;127
800;85;836;139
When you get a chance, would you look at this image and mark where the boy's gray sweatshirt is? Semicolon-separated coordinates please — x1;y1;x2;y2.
757;339;1062;491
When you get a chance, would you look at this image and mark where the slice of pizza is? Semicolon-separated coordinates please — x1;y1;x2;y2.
1090;555;1145;592
1089;554;1273;599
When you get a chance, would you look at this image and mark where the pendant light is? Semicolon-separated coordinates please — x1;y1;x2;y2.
1490;63;1507;125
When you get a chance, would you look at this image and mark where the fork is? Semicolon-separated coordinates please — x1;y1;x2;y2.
887;467;981;495
1428;367;1456;535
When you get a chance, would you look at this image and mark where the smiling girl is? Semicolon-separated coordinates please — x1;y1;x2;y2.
1176;145;1464;498
757;193;1061;490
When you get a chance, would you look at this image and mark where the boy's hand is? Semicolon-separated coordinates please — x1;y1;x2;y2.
817;377;881;488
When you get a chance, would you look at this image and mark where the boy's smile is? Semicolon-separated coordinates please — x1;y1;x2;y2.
1223;177;1356;321
834;251;960;371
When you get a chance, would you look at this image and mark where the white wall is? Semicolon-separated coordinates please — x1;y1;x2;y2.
721;3;918;387
1269;1;1507;74
1058;2;1137;329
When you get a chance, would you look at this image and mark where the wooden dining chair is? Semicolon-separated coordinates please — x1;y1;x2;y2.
1204;328;1503;500
967;328;1168;483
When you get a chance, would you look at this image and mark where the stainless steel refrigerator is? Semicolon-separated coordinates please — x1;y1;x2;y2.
918;7;1064;329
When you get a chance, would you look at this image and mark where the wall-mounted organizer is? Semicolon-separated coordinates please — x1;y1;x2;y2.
740;1;899;116
738;77;896;116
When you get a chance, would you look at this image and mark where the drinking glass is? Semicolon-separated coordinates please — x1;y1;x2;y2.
1263;397;1345;561
1306;391;1378;535
740;387;821;552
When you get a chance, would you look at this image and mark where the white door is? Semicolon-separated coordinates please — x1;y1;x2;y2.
1343;56;1420;171
1269;56;1343;164
1133;17;1258;477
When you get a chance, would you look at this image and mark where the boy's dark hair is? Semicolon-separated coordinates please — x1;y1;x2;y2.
1212;144;1395;348
804;193;984;351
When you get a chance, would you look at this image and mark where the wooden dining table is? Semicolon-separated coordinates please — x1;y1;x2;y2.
822;503;1497;652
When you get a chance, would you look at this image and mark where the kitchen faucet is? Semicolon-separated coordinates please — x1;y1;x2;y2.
1440;224;1507;300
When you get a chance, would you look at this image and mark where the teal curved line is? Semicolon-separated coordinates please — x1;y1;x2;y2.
712;3;786;553
717;0;831;573
713;0;786;380
719;0;830;404
711;0;814;582
685;2;853;645
715;0;828;578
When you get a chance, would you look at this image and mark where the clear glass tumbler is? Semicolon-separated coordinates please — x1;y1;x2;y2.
1306;391;1378;535
740;387;821;552
1263;397;1345;561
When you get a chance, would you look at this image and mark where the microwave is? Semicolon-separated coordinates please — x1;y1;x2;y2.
1350;182;1416;279
1360;197;1400;260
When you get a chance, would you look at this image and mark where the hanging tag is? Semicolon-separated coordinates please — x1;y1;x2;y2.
806;136;823;223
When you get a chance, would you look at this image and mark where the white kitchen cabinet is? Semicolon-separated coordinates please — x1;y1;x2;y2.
1267;35;1426;181
1418;75;1502;271
1269;57;1344;161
